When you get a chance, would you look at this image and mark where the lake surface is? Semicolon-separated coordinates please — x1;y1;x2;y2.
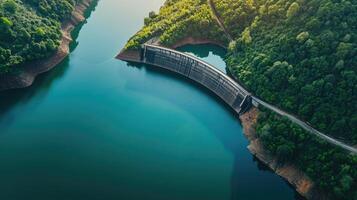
0;0;302;199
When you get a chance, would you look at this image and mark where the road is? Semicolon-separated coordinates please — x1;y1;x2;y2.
208;0;233;41
253;97;357;154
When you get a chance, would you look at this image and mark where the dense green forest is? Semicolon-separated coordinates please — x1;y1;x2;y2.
0;0;78;73
125;0;227;50
219;0;357;144
256;109;357;199
125;0;357;199
214;1;357;198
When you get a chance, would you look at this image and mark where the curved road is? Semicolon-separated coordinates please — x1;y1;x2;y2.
208;0;233;41
253;97;357;154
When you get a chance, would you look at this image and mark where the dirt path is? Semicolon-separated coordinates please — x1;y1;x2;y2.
208;0;233;41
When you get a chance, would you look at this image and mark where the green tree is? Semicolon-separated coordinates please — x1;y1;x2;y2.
2;0;17;13
286;2;300;18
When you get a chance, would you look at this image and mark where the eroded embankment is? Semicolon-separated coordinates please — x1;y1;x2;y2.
239;108;329;200
0;0;95;91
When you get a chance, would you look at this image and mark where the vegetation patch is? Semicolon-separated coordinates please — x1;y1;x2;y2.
125;0;227;50
256;109;357;199
0;0;80;73
222;0;357;144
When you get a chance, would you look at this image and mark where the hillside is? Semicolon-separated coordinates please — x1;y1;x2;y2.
125;0;227;50
218;0;357;144
123;0;357;199
0;0;79;73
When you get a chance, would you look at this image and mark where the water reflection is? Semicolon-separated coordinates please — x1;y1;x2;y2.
70;0;99;51
177;44;228;72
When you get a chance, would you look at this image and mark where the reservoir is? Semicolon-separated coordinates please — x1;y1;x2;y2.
0;0;302;199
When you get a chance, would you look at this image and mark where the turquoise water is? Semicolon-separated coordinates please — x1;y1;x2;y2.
0;0;302;199
177;44;228;72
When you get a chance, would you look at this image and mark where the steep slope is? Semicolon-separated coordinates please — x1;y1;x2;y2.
218;0;357;144
125;0;227;50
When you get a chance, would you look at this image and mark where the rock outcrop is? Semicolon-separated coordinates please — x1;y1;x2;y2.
240;108;321;200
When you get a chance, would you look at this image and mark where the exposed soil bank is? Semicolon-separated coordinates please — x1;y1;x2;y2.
0;0;95;91
239;108;328;200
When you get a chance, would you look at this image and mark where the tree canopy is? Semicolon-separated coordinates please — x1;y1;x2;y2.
0;0;79;73
125;0;227;50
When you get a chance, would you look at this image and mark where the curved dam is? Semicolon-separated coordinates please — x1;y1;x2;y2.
119;44;253;115
118;44;357;155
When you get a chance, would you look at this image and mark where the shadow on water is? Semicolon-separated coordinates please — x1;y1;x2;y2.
70;0;99;51
127;56;305;200
0;58;70;128
0;1;99;128
253;156;308;196
230;156;305;200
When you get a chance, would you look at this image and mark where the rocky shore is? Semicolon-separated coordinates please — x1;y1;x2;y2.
0;0;95;91
239;108;327;200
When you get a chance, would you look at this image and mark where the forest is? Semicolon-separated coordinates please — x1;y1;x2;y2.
0;0;78;73
219;0;357;144
256;109;357;199
125;0;357;199
125;0;227;50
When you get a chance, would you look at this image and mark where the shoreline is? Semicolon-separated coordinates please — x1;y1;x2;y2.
0;0;95;91
117;37;320;200
239;108;323;200
172;38;321;200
